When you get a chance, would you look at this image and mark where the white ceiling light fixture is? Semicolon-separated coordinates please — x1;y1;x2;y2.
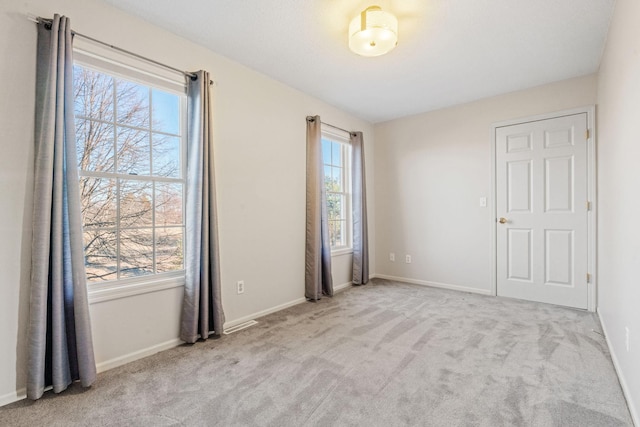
348;5;398;57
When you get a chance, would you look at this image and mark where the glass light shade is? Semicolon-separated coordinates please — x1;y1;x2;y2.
349;6;398;57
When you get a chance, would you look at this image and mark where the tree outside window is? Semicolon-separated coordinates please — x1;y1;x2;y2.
74;64;185;282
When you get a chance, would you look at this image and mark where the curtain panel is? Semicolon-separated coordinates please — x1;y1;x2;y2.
28;14;97;400
305;116;333;300
180;70;225;343
350;132;369;285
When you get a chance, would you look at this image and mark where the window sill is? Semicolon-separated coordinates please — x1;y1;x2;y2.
87;273;185;304
331;248;354;257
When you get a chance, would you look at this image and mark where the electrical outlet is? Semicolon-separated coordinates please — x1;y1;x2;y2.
405;255;412;264
480;197;487;207
389;252;395;262
237;280;245;295
625;327;630;352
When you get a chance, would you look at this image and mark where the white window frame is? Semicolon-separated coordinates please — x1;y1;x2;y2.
321;128;353;255
73;45;188;304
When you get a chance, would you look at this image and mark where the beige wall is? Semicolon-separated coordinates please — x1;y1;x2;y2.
596;0;640;421
374;75;597;293
0;0;375;404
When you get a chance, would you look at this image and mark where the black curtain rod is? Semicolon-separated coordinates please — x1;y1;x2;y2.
306;116;354;136
31;15;209;82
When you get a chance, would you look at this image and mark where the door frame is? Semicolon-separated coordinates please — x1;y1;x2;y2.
490;106;597;311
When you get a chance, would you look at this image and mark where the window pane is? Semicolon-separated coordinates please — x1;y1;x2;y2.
329;221;336;247
337;220;345;246
116;79;150;128
74;66;113;121
84;230;117;282
152;134;181;177
327;193;342;220
152;89;180;135
329;220;344;247
117;127;150;175
119;228;153;278
119;180;153;228
325;166;340;192
324;168;331;190
156;227;184;273
332;166;342;192
76;120;114;173
80;177;116;229
322;139;331;163
156;183;183;226
332;141;342;165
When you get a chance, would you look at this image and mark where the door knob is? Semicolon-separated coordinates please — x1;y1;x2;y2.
498;217;508;224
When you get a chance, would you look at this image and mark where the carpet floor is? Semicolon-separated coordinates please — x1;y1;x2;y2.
0;278;633;426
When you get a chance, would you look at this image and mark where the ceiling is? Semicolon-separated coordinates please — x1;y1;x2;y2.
102;0;616;123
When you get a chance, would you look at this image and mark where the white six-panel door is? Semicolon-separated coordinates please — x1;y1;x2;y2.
496;113;588;309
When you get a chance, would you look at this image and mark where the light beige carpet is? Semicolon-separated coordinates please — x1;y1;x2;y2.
0;278;633;426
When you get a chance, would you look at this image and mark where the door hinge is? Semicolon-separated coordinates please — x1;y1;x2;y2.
587;273;591;283
586;201;592;211
585;129;590;139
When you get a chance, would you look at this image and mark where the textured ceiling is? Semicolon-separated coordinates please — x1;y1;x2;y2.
102;0;615;123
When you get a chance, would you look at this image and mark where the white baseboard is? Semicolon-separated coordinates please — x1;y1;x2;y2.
2;337;184;405
373;274;492;296
223;297;307;330
224;282;354;330
597;308;639;426
334;281;353;292
96;338;183;373
0;387;26;407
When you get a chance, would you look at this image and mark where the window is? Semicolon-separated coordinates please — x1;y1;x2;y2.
322;130;352;252
73;61;186;285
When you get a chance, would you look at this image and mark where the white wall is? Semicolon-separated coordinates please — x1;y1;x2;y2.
374;75;597;294
596;0;640;422
0;0;375;404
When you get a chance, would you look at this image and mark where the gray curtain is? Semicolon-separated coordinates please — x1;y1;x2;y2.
351;132;369;285
305;116;333;300
181;70;225;343
28;14;96;400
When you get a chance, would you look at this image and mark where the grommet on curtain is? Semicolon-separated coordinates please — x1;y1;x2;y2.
187;75;215;86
